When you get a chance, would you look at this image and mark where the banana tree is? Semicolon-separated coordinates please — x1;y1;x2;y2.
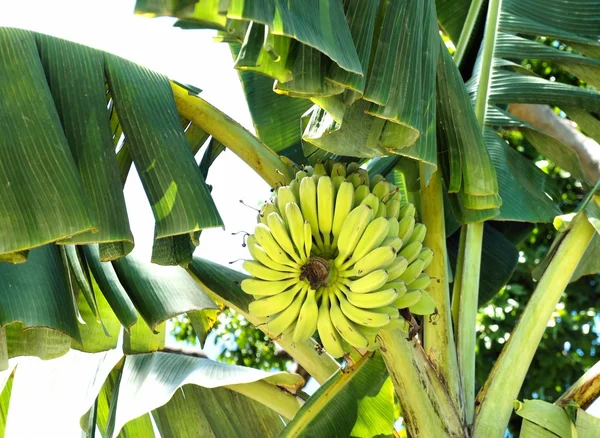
1;0;600;436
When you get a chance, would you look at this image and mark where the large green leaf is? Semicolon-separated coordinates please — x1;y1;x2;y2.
0;28;94;259
105;54;223;265
112;253;218;332
37;34;134;259
515;399;572;438
485;130;561;222
231;43;312;164
136;0;362;74
152;384;285;438
281;353;394;438
0;246;80;352
447;223;519;305
104;352;302;438
435;0;473;44
83;245;138;330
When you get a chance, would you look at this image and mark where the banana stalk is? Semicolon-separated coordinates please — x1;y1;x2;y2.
170;82;294;188
378;329;467;437
555;360;600;410
473;212;595;438
420;167;463;418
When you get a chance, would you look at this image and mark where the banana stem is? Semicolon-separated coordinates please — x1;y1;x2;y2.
473;213;595;438
170;82;294;188
453;0;485;67
556;360;600;410
455;222;483;425
187;268;340;384
226;380;302;420
420;167;464;417
379;329;467;438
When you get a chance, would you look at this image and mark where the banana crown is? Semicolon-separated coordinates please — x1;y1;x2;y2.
240;161;436;358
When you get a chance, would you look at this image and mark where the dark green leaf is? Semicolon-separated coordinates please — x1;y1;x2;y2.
37;34;134;259
105;53;223;265
0;28;94;258
112;253;218;331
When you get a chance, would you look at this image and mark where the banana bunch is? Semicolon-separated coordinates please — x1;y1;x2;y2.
241;161;437;358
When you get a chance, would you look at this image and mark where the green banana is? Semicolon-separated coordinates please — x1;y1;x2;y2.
295;170;308;181
375;202;387;219
331;162;346;177
247;237;296;273
317;289;346;358
397;216;415;242
259;202;278;225
334;204;373;267
372;181;391;201
266;284;308;336
317;176;335;248
335;289;390;328
369;174;384;190
285;202;307;261
314;162;327;175
345;246;396;277
345;217;389;268
277;186;298;223
398;259;425;285
304;221;313;258
342;287;398;309
329;292;369;349
398;241;423;264
385;199;401;219
409;291;437;315
382;281;408;297
354;184;370;206
331;182;355;248
381;236;403;252
346;162;359;174
360;193;380;212
386;256;409;281
393;289;422;308
406;223;426;244
347;172;363;188
356;169;370;188
253;223;298;267
240;278;298;296
293;287;319;342
299;176;325;250
399;203;415;219
243;260;298;281
348;269;389;293
248;282;304;317
387;217;399;237
267;212;303;264
418;248;434;269
407;273;431;291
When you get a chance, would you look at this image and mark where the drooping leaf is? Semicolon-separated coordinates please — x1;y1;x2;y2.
188;309;222;348
0;245;80;350
447;223;519;304
83;245;138;330
514;399;573;438
123;319;166;354
485;130;561;222
37;34;134;259
0;371;12;436
281;353;393;438
152;384;285;438
112;253;218;332
104;352;302;438
0;28;94;258
105;53;223;265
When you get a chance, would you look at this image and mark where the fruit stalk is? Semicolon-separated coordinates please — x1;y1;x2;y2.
171;82;294;188
473;212;595;438
378;329;467;437
419;167;464;418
